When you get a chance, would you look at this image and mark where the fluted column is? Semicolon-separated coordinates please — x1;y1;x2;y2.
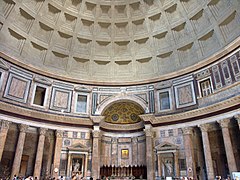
0;120;11;161
174;151;180;177
235;115;240;130
217;119;237;173
92;130;101;180
34;128;48;179
198;124;214;180
145;125;155;180
182;127;196;178
111;137;118;166
53;130;63;179
11;124;29;179
45;132;54;178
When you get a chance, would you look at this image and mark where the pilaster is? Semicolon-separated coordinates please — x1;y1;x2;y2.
92;130;101;180
182;127;196;178
198;124;214;180
217;118;237;174
0;120;11;161
144;125;155;180
53;130;63;179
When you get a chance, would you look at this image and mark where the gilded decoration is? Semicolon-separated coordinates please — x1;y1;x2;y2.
103;102;144;124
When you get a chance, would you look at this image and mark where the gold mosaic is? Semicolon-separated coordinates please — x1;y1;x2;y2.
103;102;144;124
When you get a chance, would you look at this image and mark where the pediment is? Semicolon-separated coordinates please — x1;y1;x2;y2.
68;143;89;152
0;58;9;70
155;142;179;151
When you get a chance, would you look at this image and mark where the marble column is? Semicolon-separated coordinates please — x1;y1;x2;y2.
34;128;48;179
235;115;240;130
11;124;29;179
111;137;118;166
217;119;237;174
182;127;196;178
92;130;101;180
53;130;63;179
0;120;11;162
174;151;180;177
198;124;214;180
157;154;162;177
145;125;155;180
45;132;55;178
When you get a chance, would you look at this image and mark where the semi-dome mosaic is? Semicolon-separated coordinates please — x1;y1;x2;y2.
0;0;240;83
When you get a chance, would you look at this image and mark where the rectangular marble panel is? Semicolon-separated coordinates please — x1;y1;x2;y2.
4;72;31;103
50;86;72;112
174;81;196;108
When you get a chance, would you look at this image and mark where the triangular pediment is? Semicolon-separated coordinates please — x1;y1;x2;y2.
155;142;179;151
0;58;9;70
68;143;89;152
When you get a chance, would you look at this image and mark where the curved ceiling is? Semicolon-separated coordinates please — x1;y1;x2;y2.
0;0;240;83
103;102;144;124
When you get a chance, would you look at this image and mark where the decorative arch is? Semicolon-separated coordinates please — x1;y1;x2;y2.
95;94;149;115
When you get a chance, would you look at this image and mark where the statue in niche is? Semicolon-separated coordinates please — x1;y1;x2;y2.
73;159;81;172
165;160;173;176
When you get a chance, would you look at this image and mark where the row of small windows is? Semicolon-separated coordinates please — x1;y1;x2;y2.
160;128;182;138
32;84;89;114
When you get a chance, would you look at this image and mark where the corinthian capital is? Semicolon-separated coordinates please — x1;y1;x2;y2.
145;128;154;137
19;124;29;132
39;128;48;135
198;124;211;132
217;118;230;129
1;120;11;130
182;127;194;135
92;130;101;138
55;130;63;138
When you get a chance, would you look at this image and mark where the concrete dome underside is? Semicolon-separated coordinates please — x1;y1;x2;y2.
0;0;240;84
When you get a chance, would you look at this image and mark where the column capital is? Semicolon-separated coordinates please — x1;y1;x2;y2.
55;130;63;138
234;114;240;122
112;137;118;144
1;120;11;130
92;130;101;138
144;128;154;137
19;124;29;132
182;127;194;135
132;137;138;144
198;123;212;132
217;118;230;128
39;128;48;136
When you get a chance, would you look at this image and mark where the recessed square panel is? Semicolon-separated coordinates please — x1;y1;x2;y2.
4;72;31;103
50;87;72;112
174;81;196;108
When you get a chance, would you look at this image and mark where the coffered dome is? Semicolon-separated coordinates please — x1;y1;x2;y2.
0;0;240;84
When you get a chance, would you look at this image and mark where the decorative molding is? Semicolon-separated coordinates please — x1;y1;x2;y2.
100;120;144;131
139;114;155;124
34;76;52;86
0;58;9;70
74;86;91;92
